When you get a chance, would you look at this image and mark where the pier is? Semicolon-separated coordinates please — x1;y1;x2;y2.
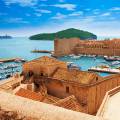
88;67;120;74
31;49;54;54
0;58;26;63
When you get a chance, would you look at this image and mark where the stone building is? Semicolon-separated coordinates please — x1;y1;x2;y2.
23;56;67;78
22;56;120;115
54;38;120;57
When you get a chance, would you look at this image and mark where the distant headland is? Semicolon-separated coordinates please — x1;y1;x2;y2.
0;35;12;39
29;28;97;40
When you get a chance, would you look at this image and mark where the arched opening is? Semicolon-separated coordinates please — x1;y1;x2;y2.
28;71;34;77
96;77;98;81
40;73;44;76
35;83;40;92
66;86;69;93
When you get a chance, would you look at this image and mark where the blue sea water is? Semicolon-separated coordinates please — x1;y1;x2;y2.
0;37;54;60
0;37;120;77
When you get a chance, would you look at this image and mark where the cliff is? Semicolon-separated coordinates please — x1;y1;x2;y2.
29;28;97;40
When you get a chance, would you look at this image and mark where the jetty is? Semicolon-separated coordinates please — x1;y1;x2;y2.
31;49;54;54
88;67;120;74
0;58;26;63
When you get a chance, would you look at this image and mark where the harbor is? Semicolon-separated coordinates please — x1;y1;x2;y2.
59;55;120;76
0;58;25;80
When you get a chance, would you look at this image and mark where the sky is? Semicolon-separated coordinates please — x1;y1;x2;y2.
0;0;120;37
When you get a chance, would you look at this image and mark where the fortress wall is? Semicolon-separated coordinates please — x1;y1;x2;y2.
0;91;103;120
54;38;80;57
74;47;120;56
54;38;120;56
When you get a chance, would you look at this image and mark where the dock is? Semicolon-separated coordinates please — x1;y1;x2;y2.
88;67;120;74
31;50;54;54
0;58;26;63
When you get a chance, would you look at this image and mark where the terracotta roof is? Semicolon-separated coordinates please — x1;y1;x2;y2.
15;88;44;101
25;56;66;66
54;95;85;112
52;68;100;84
43;95;61;104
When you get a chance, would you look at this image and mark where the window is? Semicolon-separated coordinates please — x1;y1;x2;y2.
66;86;69;93
40;73;44;76
96;77;98;81
27;71;33;78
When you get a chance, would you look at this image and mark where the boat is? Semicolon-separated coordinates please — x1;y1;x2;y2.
69;54;75;57
71;55;82;59
111;61;120;65
0;76;3;80
0;62;3;64
67;63;81;70
104;56;120;61
14;58;26;63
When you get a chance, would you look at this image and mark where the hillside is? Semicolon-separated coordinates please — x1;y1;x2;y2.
29;28;97;40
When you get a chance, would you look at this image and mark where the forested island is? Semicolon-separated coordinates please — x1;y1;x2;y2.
29;28;97;40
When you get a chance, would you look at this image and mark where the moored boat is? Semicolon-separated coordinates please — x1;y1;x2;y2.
111;61;120;65
104;56;120;61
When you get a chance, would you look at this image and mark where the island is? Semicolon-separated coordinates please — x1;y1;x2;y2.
29;28;97;40
0;35;12;39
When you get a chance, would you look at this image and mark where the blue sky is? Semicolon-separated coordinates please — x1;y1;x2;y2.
0;0;120;37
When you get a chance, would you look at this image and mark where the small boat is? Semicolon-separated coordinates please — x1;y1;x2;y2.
67;62;74;65
0;62;3;64
104;56;120;61
67;63;81;70
0;76;3;80
69;54;75;57
71;55;82;59
111;61;120;65
14;58;26;63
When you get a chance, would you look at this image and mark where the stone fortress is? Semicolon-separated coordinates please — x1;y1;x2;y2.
1;38;120;120
54;38;120;57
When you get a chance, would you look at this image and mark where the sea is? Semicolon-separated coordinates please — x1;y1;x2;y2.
0;36;120;79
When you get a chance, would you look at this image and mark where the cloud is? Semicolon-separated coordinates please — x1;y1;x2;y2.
35;13;42;16
93;9;100;15
52;4;76;11
51;11;83;20
52;13;67;19
36;9;51;13
3;0;38;6
110;7;120;11
100;12;111;16
4;18;29;24
69;11;83;17
59;0;64;2
84;8;91;11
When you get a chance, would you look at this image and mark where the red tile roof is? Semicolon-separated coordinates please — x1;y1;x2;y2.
15;88;44;101
54;95;86;112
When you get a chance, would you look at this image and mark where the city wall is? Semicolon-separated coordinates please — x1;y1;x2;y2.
54;38;120;57
54;38;80;56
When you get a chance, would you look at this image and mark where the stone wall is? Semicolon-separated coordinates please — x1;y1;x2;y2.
23;62;67;78
54;38;80;56
54;38;120;57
